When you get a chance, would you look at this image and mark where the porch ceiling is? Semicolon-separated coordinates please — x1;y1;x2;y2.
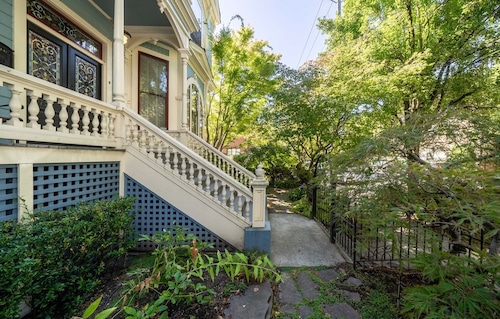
91;0;171;27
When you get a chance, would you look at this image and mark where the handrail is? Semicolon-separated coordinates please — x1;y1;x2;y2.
122;108;254;223
168;130;255;188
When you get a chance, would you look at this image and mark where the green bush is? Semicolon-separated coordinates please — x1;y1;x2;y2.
402;252;500;318
117;227;281;318
0;197;136;319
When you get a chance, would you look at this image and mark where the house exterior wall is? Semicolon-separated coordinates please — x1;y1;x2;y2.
0;0;13;47
0;0;12;108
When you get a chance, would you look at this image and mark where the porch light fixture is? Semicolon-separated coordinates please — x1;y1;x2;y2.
124;30;132;44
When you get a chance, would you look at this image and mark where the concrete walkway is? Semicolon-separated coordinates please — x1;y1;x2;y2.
269;213;346;267
226;189;364;318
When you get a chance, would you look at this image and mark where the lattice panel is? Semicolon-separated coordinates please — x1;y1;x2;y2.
33;162;119;212
125;174;234;251
0;165;18;222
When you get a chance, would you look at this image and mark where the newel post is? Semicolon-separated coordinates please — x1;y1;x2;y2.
250;164;269;228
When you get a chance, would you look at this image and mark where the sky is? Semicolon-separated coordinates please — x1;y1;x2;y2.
218;0;341;69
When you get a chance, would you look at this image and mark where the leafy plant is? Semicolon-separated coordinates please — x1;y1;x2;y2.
118;227;281;318
402;252;500;318
73;296;117;319
0;197;135;318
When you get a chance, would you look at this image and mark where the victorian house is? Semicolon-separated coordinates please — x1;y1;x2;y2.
0;0;270;252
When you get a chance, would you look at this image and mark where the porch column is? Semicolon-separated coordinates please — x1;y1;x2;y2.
250;164;269;228
180;49;190;130
112;0;126;109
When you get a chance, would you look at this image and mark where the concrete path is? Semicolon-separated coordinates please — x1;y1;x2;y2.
269;213;346;267
226;189;364;318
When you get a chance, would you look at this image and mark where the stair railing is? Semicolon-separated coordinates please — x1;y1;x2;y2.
122;108;258;225
167;130;255;188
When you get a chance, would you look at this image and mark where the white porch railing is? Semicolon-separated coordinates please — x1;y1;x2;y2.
167;130;255;187
0;66;119;148
0;65;267;228
122;108;254;224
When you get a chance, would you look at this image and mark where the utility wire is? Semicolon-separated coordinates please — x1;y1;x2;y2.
304;0;334;63
296;0;325;68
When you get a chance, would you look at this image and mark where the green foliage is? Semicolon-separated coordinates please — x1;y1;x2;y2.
117;227;281;318
207;19;280;150
0;197;136;319
288;186;306;202
263;62;364;180
234;143;300;188
75;296;117;319
316;1;500;318
359;290;398;319
403;253;500;318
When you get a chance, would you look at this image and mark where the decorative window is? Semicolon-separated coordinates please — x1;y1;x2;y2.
188;83;203;136
28;30;61;85
27;0;101;58
139;53;169;129
27;23;101;99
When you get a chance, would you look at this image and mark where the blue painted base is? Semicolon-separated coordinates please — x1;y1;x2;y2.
244;221;271;255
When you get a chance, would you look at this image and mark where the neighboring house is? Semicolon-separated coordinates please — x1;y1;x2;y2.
0;0;269;253
223;137;246;156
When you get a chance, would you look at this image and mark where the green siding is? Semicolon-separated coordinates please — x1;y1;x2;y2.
0;0;13;111
0;0;13;47
187;65;195;79
140;42;170;57
61;0;113;40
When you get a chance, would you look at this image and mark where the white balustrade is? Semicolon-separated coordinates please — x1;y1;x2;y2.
0;66;118;147
0;66;268;227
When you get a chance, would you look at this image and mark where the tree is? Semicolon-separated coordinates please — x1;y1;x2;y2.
317;1;500;317
263;61;370;183
206;18;279;150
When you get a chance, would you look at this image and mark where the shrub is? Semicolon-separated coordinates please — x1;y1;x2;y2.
117;227;281;318
0;197;136;318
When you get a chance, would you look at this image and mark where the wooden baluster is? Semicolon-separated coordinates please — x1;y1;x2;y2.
172;150;179;176
156;141;164;164
43;95;56;131
234;192;241;215
165;146;173;171
148;134;156;159
238;196;245;216
196;166;204;191
213;178;219;201
26;91;40;129
81;106;90;135
108;114;115;138
131;123;139;147
244;202;251;222
139;129;147;151
100;111;108;138
57;99;69;133
6;85;23;127
180;155;186;179
188;160;195;184
124;121;131;145
220;183;227;206
70;103;80;134
229;188;235;212
91;109;100;136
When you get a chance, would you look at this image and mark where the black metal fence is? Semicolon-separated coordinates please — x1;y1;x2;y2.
311;186;489;269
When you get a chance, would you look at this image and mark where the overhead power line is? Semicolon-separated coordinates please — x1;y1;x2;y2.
296;0;325;68
304;0;334;63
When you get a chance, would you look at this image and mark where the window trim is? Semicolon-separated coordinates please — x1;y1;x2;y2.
138;51;169;130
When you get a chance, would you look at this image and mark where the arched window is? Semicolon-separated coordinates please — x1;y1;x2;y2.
187;83;203;136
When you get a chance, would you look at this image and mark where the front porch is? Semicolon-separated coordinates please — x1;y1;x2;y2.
0;65;270;252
